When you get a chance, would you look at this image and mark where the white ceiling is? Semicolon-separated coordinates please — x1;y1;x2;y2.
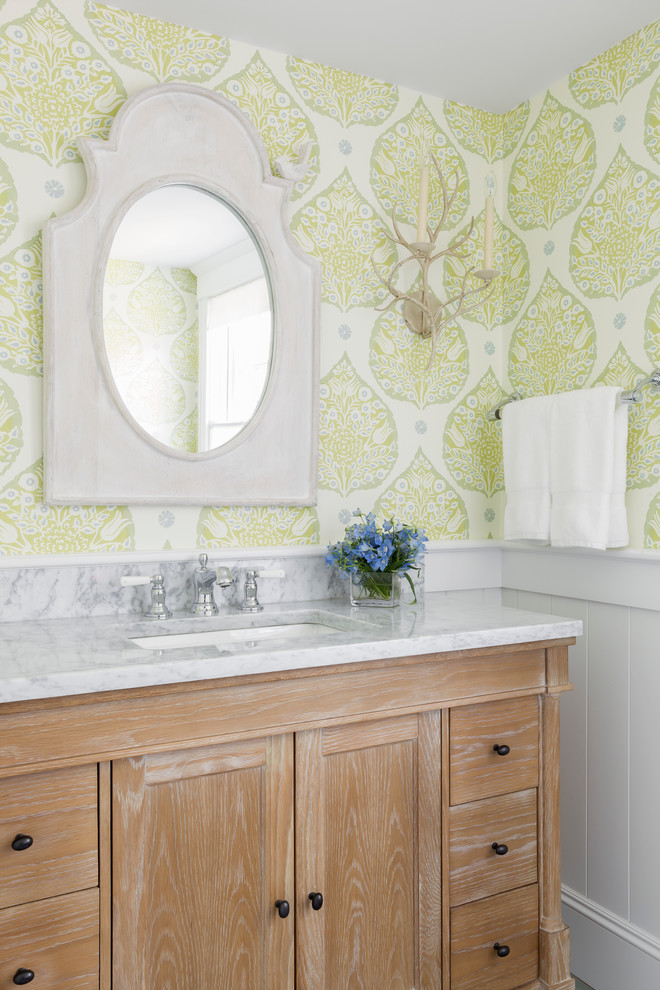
118;0;659;112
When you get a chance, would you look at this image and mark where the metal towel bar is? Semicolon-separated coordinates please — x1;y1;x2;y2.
488;371;660;421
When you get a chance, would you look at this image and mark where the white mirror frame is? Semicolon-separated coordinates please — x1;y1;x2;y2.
44;83;320;505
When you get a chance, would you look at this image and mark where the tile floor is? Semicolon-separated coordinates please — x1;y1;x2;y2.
574;979;595;990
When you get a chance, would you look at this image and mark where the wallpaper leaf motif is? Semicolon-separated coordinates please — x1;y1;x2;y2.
85;0;229;81
0;0;125;165
594;343;660;490
171;408;197;453
127;269;187;335
508;270;597;395
318;354;397;495
569;147;660;299
568;20;660;108
286;57;398;128
171;266;197;294
0;460;135;554
0;378;22;477
370;99;468;230
105;258;144;286
103;310;143;377
0;233;43;377
443;208;530;328
644;283;660;367
644;494;660;549
171;323;199;382
220;52;319;200
198;505;319;547
443;369;505;497
369;307;468;408
645;77;660;166
444;101;529;162
125;360;185;426
291;170;396;309
508;93;596;231
0;158;17;247
374;448;469;540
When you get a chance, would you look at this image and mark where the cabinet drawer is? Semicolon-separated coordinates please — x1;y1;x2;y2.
450;696;539;805
0;887;99;990
0;765;98;909
450;884;539;990
449;788;537;906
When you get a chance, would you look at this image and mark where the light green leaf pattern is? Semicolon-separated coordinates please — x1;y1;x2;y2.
370;99;468;230
291;170;397;309
85;1;229;81
0;0;125;165
171;409;198;454
375;448;469;540
644;283;660;366
127;269;187;336
508;94;596;230
319;354;397;495
443;369;505;497
220;53;319;200
443;208;530;328
568;21;660;108
569;147;660;299
105;258;145;286
0;460;135;554
125;360;185;426
171;323;199;383
0;233;43;376
171;266;197;294
644;494;660;549
444;101;529;162
286;57;398;127
0;158;17;247
593;344;658;490
369;307;468;408
0;378;22;476
508;271;597;395
103;309;143;377
198;505;319;547
645;77;660;166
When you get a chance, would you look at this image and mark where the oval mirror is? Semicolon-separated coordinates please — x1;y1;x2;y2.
102;184;273;454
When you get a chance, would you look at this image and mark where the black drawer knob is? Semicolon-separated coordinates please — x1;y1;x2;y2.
274;899;290;919
11;834;33;852
493;744;510;756
13;970;35;986
494;943;510;958
309;891;324;911
492;842;509;856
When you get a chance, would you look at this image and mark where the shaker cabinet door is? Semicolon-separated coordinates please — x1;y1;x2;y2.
112;734;294;990
295;711;442;990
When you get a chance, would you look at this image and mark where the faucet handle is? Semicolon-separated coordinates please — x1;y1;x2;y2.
120;574;171;620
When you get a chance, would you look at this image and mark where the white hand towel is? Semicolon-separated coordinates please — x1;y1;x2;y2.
549;387;629;549
502;395;553;542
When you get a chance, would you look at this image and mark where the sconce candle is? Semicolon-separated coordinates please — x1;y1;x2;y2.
416;155;429;243
483;172;495;270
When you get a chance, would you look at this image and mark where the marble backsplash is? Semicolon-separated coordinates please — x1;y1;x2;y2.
0;551;359;623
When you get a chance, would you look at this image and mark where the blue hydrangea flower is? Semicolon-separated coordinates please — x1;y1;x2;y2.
613;115;626;132
44;179;64;198
339;140;352;155
484;341;496;355
543;240;555;255
338;323;352;339
158;510;175;528
613;312;626;330
415;420;427;434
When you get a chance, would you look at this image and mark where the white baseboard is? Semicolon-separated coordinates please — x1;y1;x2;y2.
562;886;660;990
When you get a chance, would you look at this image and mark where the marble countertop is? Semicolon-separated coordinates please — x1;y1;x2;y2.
0;594;582;704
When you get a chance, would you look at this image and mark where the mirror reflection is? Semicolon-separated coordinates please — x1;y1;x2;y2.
102;185;272;454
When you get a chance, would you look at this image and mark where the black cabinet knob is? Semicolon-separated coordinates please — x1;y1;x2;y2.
11;834;33;852
493;744;510;756
274;899;290;919
308;891;324;911
492;842;509;856
13;970;35;986
493;943;510;958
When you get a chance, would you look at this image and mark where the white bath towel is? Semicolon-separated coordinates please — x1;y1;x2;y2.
502;395;553;542
549;387;629;549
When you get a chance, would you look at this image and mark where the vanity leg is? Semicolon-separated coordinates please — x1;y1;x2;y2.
539;682;575;990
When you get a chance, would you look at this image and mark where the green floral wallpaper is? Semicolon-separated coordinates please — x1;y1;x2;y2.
0;0;658;555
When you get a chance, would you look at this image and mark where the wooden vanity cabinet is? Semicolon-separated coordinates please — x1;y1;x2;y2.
0;638;575;990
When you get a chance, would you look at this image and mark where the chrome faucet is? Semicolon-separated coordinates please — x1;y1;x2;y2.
191;554;233;616
239;569;285;612
120;573;172;620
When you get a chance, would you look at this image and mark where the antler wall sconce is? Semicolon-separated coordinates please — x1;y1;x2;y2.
373;157;500;372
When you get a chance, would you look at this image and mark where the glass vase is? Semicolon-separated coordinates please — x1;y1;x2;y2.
349;571;401;608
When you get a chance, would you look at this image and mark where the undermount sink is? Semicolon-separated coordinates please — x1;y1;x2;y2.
130;620;344;652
